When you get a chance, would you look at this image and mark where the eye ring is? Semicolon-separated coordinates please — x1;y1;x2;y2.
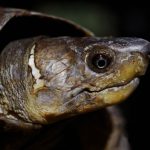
85;46;114;73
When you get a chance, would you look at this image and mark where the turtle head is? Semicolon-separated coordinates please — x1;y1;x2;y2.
0;36;149;126
25;37;149;124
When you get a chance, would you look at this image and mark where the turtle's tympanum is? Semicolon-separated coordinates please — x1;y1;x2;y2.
0;8;149;150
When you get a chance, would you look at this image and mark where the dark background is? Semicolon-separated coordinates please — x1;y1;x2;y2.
0;1;149;150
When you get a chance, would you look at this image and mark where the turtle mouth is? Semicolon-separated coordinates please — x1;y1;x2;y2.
84;78;139;94
69;77;139;98
63;78;139;112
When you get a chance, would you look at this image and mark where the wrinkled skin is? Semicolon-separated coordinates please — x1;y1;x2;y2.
0;36;149;126
0;7;149;150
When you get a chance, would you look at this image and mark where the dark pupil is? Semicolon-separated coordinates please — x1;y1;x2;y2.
92;54;108;69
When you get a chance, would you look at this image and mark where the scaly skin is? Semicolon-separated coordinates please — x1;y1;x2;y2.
0;36;149;127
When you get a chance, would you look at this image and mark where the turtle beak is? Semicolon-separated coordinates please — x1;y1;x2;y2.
146;44;150;59
136;39;150;75
125;38;150;60
137;40;150;76
120;38;150;76
131;38;150;57
143;43;150;62
142;42;150;57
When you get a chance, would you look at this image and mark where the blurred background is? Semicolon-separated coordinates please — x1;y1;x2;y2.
0;0;149;150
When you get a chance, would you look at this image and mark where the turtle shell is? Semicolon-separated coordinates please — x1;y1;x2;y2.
0;7;93;51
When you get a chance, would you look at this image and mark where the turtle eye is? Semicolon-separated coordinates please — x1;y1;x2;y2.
92;54;109;69
85;48;114;73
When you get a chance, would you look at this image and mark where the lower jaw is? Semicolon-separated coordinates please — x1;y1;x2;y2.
73;78;139;113
93;77;139;106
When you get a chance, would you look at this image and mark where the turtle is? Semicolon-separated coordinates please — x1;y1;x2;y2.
0;7;149;150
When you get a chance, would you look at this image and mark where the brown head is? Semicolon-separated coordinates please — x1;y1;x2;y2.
28;37;150;124
1;36;149;126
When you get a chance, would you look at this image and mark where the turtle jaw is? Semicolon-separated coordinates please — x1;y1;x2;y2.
93;77;139;106
65;78;139;114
